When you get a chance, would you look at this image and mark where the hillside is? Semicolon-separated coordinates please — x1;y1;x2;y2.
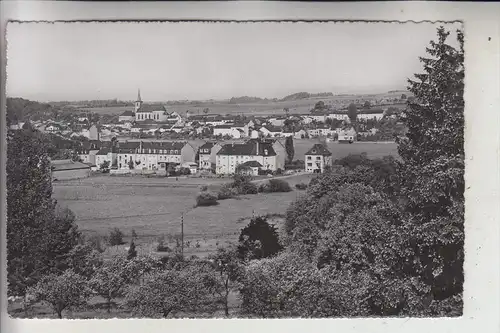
228;96;277;104
281;92;333;101
6;97;59;125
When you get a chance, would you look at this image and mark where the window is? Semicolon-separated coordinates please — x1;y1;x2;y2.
316;156;321;160
307;163;312;167
307;156;312;160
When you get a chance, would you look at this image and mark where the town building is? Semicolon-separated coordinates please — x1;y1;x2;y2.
51;159;91;181
216;140;277;175
213;125;243;139
114;141;196;171
338;127;357;143
198;142;222;171
304;144;332;173
118;110;135;122
259;125;282;138
237;160;263;176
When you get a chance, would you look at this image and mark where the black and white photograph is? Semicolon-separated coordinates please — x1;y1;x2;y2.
1;2;498;329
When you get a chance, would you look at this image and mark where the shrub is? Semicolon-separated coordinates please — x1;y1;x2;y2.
217;183;239;200
196;192;219;207
295;182;308;190
199;185;208;192
259;179;292;193
231;175;258;195
108;228;124;246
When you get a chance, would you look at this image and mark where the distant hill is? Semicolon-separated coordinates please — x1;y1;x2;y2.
280;92;333;101
228;96;277;104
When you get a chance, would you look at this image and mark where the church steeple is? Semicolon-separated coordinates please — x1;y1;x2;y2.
134;89;143;113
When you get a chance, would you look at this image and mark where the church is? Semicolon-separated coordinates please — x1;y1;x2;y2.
119;89;182;124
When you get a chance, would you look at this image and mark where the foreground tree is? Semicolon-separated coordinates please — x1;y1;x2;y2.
27;269;90;319
237;216;283;261
7;129;80;296
397;26;465;314
207;247;244;316
126;263;218;318
347;103;357;123
89;255;158;313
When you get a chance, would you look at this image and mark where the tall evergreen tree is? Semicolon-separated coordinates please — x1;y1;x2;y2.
284;136;294;164
397;26;464;314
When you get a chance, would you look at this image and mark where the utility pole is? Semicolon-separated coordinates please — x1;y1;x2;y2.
181;212;184;259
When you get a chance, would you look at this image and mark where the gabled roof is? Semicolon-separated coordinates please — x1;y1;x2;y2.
305;144;332;156
96;147;111;155
136;104;166;113
214;125;232;129
217;140;276;156
241;160;263;168
261;125;282;133
120;110;135;117
199;142;217;151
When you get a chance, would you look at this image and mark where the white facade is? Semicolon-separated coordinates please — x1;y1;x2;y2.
305;154;332;173
326;113;349;121
216;154;277;175
357;113;384;120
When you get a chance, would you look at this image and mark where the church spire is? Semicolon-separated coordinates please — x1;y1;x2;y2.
136;89;142;102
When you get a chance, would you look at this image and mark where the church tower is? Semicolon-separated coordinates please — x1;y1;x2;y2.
134;89;143;113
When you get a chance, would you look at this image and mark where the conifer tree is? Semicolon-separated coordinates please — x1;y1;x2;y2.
397;26;465;314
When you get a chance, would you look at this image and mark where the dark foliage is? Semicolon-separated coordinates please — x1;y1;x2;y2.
237;216;283;261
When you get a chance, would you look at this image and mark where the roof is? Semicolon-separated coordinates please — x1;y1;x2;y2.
120;110;135;117
262;125;282;133
96;147;111;155
217;140;276;156
199;142;216;151
214;125;232;129
241;160;263;168
305;144;332;156
51;159;91;171
136;104;166;113
115;141;187;154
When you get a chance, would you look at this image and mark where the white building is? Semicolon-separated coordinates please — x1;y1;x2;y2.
259;125;282;138
213;125;243;138
118;110;135;122
216;140;277;175
326;112;349;121
338;127;357;143
198;141;222;170
304;143;332;173
115;141;196;171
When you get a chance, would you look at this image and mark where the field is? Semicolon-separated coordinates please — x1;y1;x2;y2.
53;173;315;259
290;140;398;161
76;91;408;117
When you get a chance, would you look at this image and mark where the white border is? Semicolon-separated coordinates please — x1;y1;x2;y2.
1;2;499;333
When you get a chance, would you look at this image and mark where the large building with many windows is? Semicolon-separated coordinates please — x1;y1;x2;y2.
216;139;277;175
304;143;332;173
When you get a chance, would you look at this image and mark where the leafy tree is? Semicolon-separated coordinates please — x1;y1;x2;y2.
131;229;138;240
401;93;407;99
27;269;90;319
397;26;465;314
100;160;110;173
126;263;217;318
89;255;157;313
363;101;371;108
66;242;103;279
108;227;124;246
207;247;244;316
7;129;80;296
128;157;134;169
284;136;294;164
314;101;325;110
127;241;138;260
237;216;283;261
203;107;210;114
348;103;357;123
283;107;289;116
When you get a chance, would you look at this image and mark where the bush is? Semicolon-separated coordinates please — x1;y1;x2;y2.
217;183;239;200
259;179;292;193
237;216;283;261
196;192;219;207
295;182;308;190
231;175;258;195
108;228;124;246
199;185;208;192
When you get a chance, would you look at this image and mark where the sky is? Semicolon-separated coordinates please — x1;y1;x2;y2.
6;21;461;102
